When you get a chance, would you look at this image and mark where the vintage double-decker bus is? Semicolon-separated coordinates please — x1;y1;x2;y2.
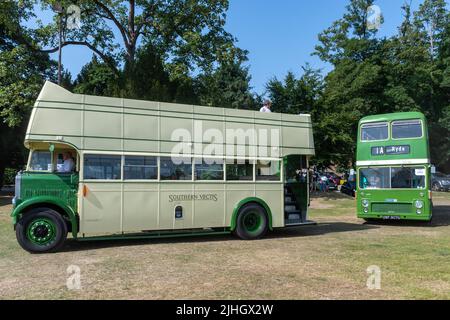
11;82;315;253
356;112;432;221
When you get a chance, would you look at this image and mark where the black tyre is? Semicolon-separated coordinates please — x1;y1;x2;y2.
16;208;68;253
234;203;269;240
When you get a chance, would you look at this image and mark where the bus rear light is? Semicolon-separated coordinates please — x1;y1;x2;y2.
429;190;432;200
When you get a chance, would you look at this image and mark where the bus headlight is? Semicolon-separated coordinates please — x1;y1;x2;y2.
362;199;369;208
415;200;424;209
363;207;369;213
416;209;422;215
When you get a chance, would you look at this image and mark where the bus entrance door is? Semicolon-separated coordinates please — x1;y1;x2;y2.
283;155;312;226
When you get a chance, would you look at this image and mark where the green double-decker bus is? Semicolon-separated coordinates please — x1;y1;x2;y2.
356;112;432;221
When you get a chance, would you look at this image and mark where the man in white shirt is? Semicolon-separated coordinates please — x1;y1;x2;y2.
259;100;272;113
59;152;75;173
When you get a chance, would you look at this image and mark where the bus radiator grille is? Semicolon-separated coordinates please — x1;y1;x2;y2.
371;203;412;214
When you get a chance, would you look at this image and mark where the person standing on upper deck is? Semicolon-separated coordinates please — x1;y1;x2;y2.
259;100;272;113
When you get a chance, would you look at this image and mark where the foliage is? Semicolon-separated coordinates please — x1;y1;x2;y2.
267;0;450;172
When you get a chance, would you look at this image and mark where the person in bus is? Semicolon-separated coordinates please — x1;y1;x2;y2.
368;175;382;189
58;151;75;173
259;100;272;113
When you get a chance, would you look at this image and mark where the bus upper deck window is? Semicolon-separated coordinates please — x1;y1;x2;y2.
392;120;422;139
29;151;52;171
361;122;388;141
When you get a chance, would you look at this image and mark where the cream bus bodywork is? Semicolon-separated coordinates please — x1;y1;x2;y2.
24;81;315;236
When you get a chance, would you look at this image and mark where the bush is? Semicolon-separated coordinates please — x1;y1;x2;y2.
3;168;18;186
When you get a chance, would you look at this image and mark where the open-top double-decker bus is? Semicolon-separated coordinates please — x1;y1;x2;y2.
356;112;432;222
11;82;316;253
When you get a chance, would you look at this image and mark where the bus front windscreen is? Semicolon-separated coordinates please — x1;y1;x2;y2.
359;166;426;189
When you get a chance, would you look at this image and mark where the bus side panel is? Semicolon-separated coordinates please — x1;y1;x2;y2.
255;183;284;228
193;183;226;228
122;183;159;232
159;183;194;230
225;184;255;226
81;182;122;234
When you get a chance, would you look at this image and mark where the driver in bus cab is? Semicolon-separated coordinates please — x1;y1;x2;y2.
58;151;75;173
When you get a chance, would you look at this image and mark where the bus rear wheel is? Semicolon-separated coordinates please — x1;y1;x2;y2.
234;203;269;240
16;208;68;253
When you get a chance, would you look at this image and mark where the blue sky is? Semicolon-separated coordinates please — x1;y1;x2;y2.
47;0;428;95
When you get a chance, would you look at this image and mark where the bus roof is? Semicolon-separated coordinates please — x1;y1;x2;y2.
25;81;315;158
359;112;426;124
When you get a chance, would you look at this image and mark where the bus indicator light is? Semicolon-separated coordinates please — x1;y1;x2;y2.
82;185;88;197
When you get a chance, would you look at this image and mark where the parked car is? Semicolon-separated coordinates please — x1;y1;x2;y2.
431;172;450;192
341;180;356;197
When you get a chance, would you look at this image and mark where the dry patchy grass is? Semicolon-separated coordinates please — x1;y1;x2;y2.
0;191;449;300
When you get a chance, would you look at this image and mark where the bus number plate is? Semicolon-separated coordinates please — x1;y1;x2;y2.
382;216;401;220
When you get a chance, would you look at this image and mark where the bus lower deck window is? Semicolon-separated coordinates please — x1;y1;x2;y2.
84;155;121;180
160;157;192;180
226;160;253;181
195;159;224;181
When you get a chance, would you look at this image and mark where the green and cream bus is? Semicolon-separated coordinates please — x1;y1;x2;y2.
11;82;316;253
356;112;432;221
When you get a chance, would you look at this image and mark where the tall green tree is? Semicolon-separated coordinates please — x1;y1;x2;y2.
10;0;240;76
197;49;256;109
0;1;57;187
266;64;323;115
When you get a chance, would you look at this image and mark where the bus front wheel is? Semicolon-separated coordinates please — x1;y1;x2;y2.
234;203;269;240
16;208;68;253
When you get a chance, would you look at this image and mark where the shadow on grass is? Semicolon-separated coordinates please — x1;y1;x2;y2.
270;222;377;238
60;233;237;252
362;205;450;227
58;221;377;253
0;192;13;207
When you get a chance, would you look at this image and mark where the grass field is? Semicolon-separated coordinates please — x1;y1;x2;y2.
0;190;449;300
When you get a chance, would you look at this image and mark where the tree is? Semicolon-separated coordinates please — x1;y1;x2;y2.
414;0;447;57
73;55;119;96
267;64;323;114
197;49;256;109
314;0;382;65
0;1;59;187
9;0;240;76
0;45;56;188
